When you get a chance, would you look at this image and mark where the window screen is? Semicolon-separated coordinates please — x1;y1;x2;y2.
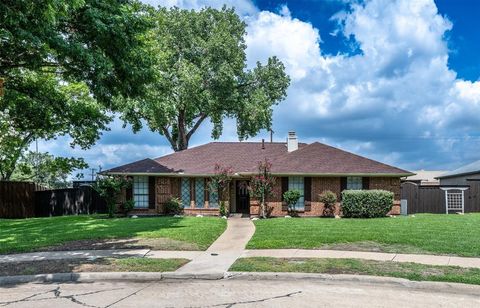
181;178;190;208
133;176;149;208
195;178;205;208
347;177;363;190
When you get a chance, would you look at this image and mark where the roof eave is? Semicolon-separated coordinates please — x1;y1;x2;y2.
104;171;413;177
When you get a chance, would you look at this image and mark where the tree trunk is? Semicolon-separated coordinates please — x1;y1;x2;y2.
260;192;266;219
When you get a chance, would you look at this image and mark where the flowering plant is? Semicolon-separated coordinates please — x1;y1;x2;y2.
249;159;275;218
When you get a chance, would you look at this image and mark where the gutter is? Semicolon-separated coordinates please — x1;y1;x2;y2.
104;172;414;177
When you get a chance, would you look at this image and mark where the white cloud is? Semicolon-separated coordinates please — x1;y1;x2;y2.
39;0;480;173
242;0;480;169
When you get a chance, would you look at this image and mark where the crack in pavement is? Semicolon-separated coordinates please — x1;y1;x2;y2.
208;291;302;308
0;287;60;307
0;285;125;307
104;283;153;308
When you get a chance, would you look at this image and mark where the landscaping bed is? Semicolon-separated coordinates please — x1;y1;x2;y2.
0;215;226;254
0;258;189;276
248;214;480;257
230;257;480;286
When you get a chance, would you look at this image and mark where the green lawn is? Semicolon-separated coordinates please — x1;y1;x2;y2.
248;214;480;257
0;215;226;254
230;257;480;286
0;257;189;276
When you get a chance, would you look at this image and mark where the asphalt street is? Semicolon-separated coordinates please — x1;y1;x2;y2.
1;277;480;307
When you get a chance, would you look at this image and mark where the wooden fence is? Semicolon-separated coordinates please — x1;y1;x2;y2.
0;181;46;218
401;182;480;214
35;186;107;217
0;182;107;218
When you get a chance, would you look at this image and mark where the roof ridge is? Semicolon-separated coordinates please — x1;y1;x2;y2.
275;141;410;173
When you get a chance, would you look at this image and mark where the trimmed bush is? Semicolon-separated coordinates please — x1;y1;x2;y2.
318;190;337;217
165;197;184;215
341;190;393;218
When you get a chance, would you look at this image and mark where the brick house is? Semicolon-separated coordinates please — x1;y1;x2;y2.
104;132;413;216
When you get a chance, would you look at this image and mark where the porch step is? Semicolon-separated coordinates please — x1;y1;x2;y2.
229;213;250;218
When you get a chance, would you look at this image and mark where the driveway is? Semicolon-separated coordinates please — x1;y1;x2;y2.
2;277;480;307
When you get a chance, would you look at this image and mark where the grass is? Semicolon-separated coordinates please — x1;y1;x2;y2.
230;257;480;286
0;258;189;276
0;215;226;254
248;214;480;257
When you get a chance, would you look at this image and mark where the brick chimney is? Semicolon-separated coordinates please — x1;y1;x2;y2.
287;131;298;152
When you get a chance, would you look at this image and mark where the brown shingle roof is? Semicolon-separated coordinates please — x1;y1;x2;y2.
104;158;173;174
270;142;410;175
105;141;412;176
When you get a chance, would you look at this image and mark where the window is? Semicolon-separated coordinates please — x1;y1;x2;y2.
347;177;362;190
181;178;190;208
288;176;304;210
133;176;149;208
209;189;219;208
195;178;205;208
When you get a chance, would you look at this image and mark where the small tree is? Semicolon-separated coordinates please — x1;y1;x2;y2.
319;190;337;217
94;175;131;218
283;189;301;216
209;164;234;216
249;159;276;219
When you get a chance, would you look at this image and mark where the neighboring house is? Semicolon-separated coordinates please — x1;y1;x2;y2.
402;170;445;185
104;132;413;217
436;160;480;185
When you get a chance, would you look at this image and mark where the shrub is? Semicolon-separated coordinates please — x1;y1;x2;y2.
319;190;337;217
341;190;394;218
165;197;183;215
283;189;301;216
122;200;135;216
94;175;131;218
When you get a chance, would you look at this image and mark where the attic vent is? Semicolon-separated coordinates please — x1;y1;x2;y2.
287;131;298;152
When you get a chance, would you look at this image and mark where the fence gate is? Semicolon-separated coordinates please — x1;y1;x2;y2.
401;182;480;214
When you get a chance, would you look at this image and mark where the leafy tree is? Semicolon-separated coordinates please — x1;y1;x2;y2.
11;151;87;188
120;7;290;151
249;159;276;219
283;189;301;216
0;75;110;179
0;0;155;179
94;175;132;218
0;0;154;102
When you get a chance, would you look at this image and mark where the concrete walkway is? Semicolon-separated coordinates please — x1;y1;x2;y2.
0;249;202;263
174;217;255;277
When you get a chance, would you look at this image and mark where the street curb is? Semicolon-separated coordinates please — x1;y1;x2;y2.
2;271;480;295
225;272;480;294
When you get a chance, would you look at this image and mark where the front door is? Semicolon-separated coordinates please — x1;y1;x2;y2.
236;180;250;214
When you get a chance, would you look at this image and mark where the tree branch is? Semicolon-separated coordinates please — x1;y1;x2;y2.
186;113;207;141
161;126;177;152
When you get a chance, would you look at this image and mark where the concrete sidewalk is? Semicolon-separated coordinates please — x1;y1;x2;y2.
174;217;255;277
0;249;202;263
242;249;480;268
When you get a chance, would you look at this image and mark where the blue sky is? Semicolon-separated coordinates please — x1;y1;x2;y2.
37;0;480;177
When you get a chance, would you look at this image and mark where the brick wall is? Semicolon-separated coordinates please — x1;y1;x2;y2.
250;176;401;217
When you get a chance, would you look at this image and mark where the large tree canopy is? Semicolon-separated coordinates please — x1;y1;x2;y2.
0;0;154;102
0;0;155;179
11;151;88;188
119;7;290;151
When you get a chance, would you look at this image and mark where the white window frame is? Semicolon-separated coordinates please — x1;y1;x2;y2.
347;176;363;190
288;176;304;210
133;176;149;208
